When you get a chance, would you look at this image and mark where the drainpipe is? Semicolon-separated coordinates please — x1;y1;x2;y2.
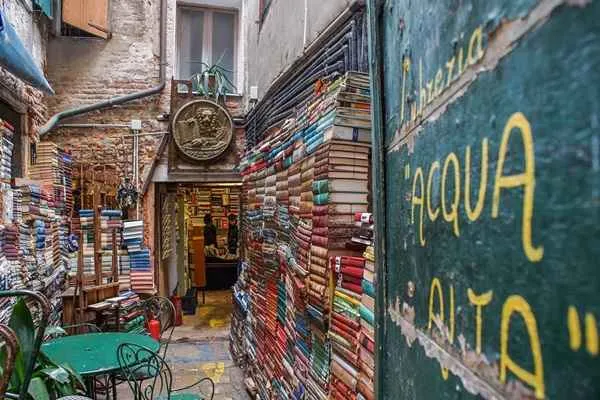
39;0;168;137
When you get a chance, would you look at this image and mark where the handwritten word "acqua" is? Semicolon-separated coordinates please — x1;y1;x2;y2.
409;112;544;263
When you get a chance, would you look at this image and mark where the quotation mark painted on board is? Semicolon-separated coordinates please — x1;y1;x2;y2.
568;306;599;356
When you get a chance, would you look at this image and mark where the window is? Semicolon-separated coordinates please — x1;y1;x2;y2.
61;0;110;38
177;6;237;90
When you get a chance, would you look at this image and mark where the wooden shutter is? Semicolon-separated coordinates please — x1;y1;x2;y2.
63;0;110;39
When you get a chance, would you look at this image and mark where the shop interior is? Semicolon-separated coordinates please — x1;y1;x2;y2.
158;183;241;329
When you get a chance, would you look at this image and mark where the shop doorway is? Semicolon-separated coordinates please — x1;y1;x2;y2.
157;182;241;329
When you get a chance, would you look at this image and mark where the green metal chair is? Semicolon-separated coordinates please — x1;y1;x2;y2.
0;291;93;400
117;342;214;400
0;290;51;400
141;296;176;358
0;324;19;398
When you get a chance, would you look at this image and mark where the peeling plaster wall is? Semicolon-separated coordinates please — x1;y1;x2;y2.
0;1;49;139
245;0;354;102
373;0;600;398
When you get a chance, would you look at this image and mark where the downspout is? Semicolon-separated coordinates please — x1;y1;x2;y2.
39;0;168;137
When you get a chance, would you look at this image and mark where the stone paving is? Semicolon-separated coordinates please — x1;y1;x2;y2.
117;290;250;400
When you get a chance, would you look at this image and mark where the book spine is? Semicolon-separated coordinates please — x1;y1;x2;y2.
313;193;329;205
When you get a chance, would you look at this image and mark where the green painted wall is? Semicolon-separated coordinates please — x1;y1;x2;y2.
369;0;600;398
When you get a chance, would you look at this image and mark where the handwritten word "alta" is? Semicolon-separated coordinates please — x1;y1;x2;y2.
428;278;545;398
409;112;544;263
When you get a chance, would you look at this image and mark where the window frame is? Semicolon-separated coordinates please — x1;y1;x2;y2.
175;4;240;94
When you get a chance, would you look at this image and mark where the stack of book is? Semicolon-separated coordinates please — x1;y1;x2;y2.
79;209;95;275
230;261;249;365
58;149;74;217
9;183;66;325
123;220;154;293
28;143;74;282
100;209;123;279
0;120;14;182
119;249;131;290
0;121;14;227
291;264;311;397
0;131;74;325
358;214;375;400
100;291;144;333
329;255;365;400
30;142;61;185
235;72;373;399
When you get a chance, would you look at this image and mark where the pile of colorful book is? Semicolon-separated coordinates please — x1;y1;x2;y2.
0;121;14;230
0;132;75;325
230;261;249;366
0;119;14;181
329;255;364;399
358;214;375;400
99;291;144;333
79;209;95;275
235;72;374;399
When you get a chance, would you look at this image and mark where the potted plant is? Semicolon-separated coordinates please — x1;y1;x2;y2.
189;55;237;103
0;300;84;399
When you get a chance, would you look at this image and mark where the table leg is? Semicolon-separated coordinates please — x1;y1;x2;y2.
85;377;96;400
115;306;121;332
111;374;117;400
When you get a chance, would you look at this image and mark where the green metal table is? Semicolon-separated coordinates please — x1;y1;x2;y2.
42;332;159;399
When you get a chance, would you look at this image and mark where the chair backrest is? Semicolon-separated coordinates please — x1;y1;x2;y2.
142;297;177;358
117;342;173;400
0;324;18;397
0;290;50;399
142;296;175;335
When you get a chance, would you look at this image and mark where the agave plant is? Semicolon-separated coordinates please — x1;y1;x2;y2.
0;300;84;399
189;55;237;103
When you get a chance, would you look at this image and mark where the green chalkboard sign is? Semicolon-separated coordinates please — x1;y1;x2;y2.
368;0;600;398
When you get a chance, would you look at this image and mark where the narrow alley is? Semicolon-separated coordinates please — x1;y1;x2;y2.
0;0;599;399
115;291;250;400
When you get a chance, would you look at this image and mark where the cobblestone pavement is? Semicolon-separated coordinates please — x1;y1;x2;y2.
117;290;250;400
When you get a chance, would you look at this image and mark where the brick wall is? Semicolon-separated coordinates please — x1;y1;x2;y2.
42;0;247;278
45;0;167;184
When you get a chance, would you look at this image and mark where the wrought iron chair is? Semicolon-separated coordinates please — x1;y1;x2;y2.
0;290;51;400
0;324;18;398
117;342;214;400
110;296;177;394
0;291;92;400
141;296;176;357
